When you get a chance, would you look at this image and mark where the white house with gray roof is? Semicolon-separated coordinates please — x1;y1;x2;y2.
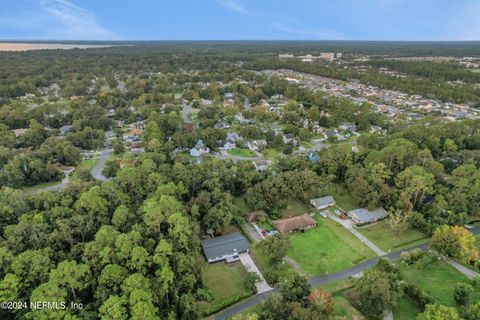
348;207;388;224
310;196;336;209
201;232;249;263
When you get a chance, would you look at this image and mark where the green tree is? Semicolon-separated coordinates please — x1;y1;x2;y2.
453;283;473;306
417;304;461;320
431;225;478;262
257;234;289;264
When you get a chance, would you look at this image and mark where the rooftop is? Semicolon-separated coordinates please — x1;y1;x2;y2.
273;213;317;233
201;232;249;261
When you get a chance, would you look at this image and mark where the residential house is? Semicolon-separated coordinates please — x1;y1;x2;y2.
11;128;27;137
310;196;336;210
339;122;357;132
220;141;236;151
247;139;267;152
58;125;73;136
307;151;320;163
253;160;269;172
272;214;317;234
226;132;241;142
283;133;297;145
201;232;249;263
190;139;210;157
323;129;338;140
214;122;230;130
348;207;388;224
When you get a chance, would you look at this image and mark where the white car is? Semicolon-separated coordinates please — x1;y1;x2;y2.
320;211;327;218
334;209;341;215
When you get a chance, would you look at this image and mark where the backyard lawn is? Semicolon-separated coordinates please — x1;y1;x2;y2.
22;180;62;192
287;216;376;276
228;147;256;158
262;148;280;160
399;260;478;307
392;296;421;320
197;262;251;313
356;220;429;252
279;198;309;218
257;221;275;232
300;141;314;148
321;183;359;211
77;158;100;170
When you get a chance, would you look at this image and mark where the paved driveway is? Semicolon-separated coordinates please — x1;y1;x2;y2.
239;253;273;294
327;211;386;256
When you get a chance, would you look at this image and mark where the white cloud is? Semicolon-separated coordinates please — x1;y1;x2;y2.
272;23;347;40
216;0;251;15
38;0;118;40
0;0;118;40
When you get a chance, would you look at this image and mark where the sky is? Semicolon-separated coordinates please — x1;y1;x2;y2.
0;0;480;41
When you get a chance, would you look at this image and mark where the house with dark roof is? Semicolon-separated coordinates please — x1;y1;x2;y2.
272;214;317;234
201;232;249;263
348;207;388;224
310;196;336;210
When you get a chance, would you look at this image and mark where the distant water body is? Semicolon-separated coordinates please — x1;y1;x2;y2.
0;42;113;51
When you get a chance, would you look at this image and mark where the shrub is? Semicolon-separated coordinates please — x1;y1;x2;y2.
470;276;480;289
460;303;480;320
404;284;436;309
201;292;252;317
453;283;473;306
196;287;214;302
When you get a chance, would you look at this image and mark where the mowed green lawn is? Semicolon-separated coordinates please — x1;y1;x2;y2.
280;198;309;218
197;262;251;313
77;158;100;170
227;147;256;157
356;220;429;252
400;261;479;307
321;183;359;211
287;217;376;276
262;148;280;160
392;296;421;320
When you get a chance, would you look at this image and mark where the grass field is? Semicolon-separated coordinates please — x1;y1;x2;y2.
258;221;275;232
250;246;292;286
77;158;100;170
392;296;421;320
22;180;62;192
400;260;478;307
197;262;251;313
356;220;429;252
300;141;314;148
262;148;280;159
287;216;375;276
321;183;359;211
332;294;366;320
279;198;309;218
319;278;366;320
228;147;256;158
475;234;480;249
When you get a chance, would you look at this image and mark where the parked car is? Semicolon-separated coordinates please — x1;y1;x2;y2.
320;211;327;218
260;230;268;237
334;209;341;215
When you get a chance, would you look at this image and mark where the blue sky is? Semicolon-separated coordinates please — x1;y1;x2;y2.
0;0;479;41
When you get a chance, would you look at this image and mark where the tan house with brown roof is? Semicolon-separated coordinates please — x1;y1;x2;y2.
272;213;317;234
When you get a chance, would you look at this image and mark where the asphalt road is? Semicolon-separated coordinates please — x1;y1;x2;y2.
214;226;480;320
90;147;111;181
